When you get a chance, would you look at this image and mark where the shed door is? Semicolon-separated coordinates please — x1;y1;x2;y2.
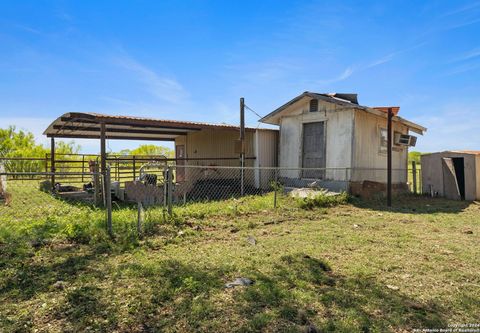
442;158;461;200
302;122;325;178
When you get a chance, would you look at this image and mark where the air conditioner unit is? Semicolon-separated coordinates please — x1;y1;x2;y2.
394;133;417;147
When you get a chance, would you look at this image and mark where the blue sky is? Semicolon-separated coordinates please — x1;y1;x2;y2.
0;0;479;153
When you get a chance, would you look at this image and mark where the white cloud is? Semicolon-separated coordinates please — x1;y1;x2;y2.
112;53;187;104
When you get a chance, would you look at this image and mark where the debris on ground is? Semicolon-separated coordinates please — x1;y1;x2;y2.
53;280;66;290
304;324;318;333
246;235;256;245
386;284;399;290
289;188;341;199
225;277;255;288
463;229;473;234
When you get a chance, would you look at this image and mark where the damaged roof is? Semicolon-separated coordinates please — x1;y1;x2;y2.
260;91;426;135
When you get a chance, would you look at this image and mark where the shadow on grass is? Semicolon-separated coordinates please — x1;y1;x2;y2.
103;254;448;332
234;253;447;332
351;194;472;214
0;249;454;332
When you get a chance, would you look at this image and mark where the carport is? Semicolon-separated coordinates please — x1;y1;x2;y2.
44;112;229;184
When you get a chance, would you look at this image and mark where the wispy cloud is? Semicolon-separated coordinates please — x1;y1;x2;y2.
443;62;480;76
316;66;355;85
412;105;480;151
440;1;480;17
13;24;43;35
450;47;480;63
113;52;187;104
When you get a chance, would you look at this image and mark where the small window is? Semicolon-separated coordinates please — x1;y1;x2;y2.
309;99;318;112
379;128;388;154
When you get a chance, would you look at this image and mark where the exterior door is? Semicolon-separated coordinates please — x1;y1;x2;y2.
441;158;461;200
302;122;326;178
176;145;186;182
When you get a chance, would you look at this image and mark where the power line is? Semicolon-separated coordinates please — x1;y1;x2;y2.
244;104;263;119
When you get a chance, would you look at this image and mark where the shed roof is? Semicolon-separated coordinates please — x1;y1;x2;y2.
44;112;276;141
260;91;426;134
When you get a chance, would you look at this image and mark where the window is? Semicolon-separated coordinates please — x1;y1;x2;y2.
379;128;388;154
309;99;318;112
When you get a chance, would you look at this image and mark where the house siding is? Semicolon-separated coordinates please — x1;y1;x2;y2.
352;109;409;183
278;99;354;179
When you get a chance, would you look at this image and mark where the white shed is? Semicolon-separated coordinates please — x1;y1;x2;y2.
260;92;426;196
421;151;480;201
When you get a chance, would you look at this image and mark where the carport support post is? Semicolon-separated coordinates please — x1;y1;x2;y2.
412;161;417;194
387;108;393;207
240;97;245;196
50;137;55;190
100;122;107;205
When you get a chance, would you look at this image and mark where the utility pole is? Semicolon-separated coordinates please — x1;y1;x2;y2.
387;108;393;207
240;97;245;196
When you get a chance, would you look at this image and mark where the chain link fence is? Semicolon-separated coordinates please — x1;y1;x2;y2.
1;162;423;242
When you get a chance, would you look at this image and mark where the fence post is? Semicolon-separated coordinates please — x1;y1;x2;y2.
105;166;113;237
412;161;417;194
167;165;173;216
273;168;278;208
137;201;143;238
133;156;136;180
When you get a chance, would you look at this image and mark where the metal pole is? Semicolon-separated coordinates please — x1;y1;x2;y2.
412;161;417;194
274;168;278;208
240;97;245;196
105;166;113;237
100;122;107;204
387;108;393;207
167;166;173;216
50;137;55;190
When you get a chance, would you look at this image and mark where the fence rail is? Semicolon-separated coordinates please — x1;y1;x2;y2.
1;162;424;241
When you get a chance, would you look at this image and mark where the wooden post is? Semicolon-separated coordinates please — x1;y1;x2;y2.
387;108;393;207
81;155;85;183
133;155;136;180
50;137;55;190
412;161;417;194
240;97;245;196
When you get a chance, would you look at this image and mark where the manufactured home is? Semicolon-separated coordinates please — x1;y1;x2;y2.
260;92;427;195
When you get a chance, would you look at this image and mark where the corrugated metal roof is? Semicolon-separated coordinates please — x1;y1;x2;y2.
449;150;480;155
260;91;426;134
372;107;400;116
43;112;276;141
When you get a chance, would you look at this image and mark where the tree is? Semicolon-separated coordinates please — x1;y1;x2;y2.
408;151;422;165
122;144;174;158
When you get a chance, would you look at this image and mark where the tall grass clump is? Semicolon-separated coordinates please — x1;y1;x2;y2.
296;192;350;209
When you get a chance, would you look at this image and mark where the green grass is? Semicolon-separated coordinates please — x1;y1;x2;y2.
1;182;479;332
